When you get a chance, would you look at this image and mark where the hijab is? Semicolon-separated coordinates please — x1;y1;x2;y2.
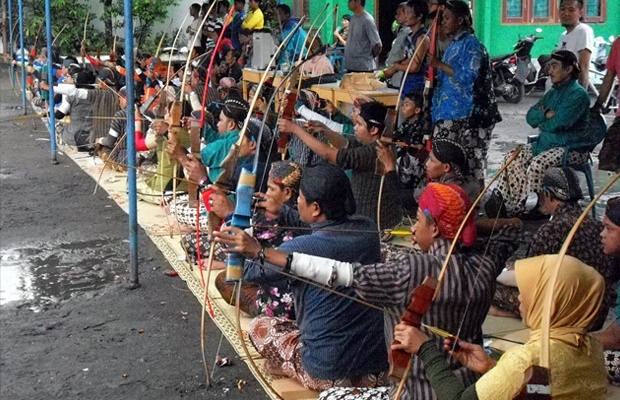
515;254;604;347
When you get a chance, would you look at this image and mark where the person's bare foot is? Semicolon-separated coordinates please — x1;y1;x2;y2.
488;306;520;318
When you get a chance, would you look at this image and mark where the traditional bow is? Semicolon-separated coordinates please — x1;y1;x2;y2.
392;146;522;399
519;168;619;398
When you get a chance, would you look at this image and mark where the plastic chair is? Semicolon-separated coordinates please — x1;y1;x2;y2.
560;112;607;217
328;46;345;79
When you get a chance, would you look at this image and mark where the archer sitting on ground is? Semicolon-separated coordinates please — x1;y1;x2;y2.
417;138;480;205
392;254;608;400
215;182;522;400
485;50;591;218
279;100;403;230
210;161;304;319
135;105;189;205
491;168;619;331
167;104;275;230
594;197;620;386
220;164;390;391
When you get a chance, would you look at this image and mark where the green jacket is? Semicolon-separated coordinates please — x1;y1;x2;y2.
526;79;590;156
200;127;240;183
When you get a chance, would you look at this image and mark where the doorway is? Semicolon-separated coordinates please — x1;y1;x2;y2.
375;0;402;65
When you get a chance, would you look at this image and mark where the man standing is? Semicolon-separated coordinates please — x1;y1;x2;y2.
344;0;382;72
592;37;620;172
275;4;307;64
229;0;247;51
186;3;203;57
551;0;593;90
241;0;264;30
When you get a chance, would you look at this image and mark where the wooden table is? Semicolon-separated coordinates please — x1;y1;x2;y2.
310;82;399;110
242;69;400;113
241;68;286;100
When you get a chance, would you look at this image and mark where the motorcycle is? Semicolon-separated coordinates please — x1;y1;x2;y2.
590;36;612;86
491;29;544;103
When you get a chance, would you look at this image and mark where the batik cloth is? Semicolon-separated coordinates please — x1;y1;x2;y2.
249;316;388;391
493;144;588;216
433;119;494;181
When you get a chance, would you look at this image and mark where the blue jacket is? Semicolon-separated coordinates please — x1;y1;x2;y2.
245;214;388;380
432;30;483;123
279;18;307;64
526;79;590;155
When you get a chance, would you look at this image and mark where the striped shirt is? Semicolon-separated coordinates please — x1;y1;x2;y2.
336;140;402;230
350;224;522;399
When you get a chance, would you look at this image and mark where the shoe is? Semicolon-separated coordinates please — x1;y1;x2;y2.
484;190;508;218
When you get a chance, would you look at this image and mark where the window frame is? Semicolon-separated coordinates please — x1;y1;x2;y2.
583;0;606;23
501;0;607;24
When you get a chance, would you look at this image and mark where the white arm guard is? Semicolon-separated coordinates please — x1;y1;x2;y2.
296;105;344;133
54;84;88;99
189;91;202;112
290;252;353;287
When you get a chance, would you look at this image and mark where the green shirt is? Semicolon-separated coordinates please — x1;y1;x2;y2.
526;79;590;156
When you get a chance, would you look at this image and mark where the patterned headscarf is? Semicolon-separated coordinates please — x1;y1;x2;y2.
541;167;582;202
222;93;250;128
418;182;476;246
606;196;620;227
515;254;604;346
269;161;302;192
432;138;469;178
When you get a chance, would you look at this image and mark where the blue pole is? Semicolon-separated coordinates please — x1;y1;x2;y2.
44;0;58;164
124;0;139;287
17;0;26;114
8;0;16;86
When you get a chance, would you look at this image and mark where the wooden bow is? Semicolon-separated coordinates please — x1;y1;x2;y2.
225;19;305;400
392;145;523;399
199;5;236;129
376;16;436;231
422;9;441;149
519;170;619;399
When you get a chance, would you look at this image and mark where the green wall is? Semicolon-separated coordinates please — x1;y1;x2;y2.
284;0;375;46
473;4;620;58
281;1;618;60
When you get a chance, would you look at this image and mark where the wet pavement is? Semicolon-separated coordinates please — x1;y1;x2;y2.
1;62;267;400
0;238;125;309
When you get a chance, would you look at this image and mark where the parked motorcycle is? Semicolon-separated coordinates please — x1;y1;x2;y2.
491;30;544;103
590;36;611;86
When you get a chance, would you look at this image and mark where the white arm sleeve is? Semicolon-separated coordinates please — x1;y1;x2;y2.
53;84;89;99
290;252;353;287
296;105;344;133
57;95;71;115
189;92;202;112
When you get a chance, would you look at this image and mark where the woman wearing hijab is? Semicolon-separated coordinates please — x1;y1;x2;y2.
393;254;608;399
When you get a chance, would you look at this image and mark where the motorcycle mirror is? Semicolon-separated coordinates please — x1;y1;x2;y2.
535;28;543;33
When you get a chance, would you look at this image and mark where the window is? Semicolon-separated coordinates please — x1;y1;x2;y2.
502;0;607;24
532;0;550;18
506;0;524;18
584;0;606;23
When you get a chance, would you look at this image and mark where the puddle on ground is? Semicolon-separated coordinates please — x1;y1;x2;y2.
0;238;128;310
